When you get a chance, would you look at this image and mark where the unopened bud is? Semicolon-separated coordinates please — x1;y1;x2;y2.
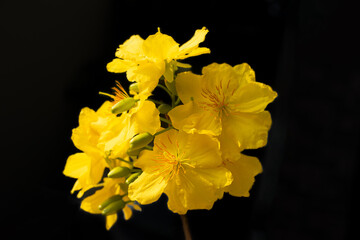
111;98;137;115
98;195;123;211
126;172;142;185
129;83;139;94
158;104;172;114
129;132;153;150
101;199;126;215
107;166;131;178
127;147;143;156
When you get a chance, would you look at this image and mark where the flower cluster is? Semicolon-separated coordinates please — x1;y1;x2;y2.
64;27;277;230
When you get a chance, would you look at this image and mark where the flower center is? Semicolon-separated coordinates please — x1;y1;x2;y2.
151;138;188;183
199;83;231;118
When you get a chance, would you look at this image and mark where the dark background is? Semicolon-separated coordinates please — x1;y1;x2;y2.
1;0;358;239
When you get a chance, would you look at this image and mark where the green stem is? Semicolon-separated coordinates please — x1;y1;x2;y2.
157;84;173;98
154;126;174;136
175;96;181;106
144;145;153;150
160;117;172;126
115;158;133;165
148;99;164;105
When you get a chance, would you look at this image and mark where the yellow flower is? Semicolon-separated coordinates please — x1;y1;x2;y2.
80;178;141;230
103;99;161;160
106;27;210;97
168;63;277;152
128;129;232;214
63;92;160;197
63;101;116;197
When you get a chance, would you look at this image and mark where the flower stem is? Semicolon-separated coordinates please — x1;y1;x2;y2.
157;84;173;98
180;214;192;240
154;126;173;136
160;117;172;126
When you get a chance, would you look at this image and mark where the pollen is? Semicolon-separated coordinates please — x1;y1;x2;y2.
99;81;130;105
198;80;234;118
149;140;188;183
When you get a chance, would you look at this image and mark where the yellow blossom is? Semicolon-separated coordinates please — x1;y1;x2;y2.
168;63;277;152
63;101;116;197
128;129;233;214
80;178;141;230
106;27;210;98
64;84;160;197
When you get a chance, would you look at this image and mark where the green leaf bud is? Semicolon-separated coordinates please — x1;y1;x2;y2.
98;195;123;211
127;147;143;156
111;98;137;115
101;199;126;215
158;104;172;114
107;166;131;178
126;172;142;185
129;132;154;150
129;83;139;94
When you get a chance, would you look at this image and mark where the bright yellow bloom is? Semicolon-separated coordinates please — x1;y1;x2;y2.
63;94;160;197
128;129;233;214
80;178;141;230
106;27;210;97
63;101;116;197
168;63;277;152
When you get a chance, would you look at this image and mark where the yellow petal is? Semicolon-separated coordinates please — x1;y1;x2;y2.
122;206;133;220
115;35;145;60
142;30;179;60
224;154;262;197
81;178;123;214
175;71;203;104
63;153;89;178
230;82;277;113
222;111;272;150
130;100;160;135
233;63;256;85
106;58;135;73
106;214;118;230
168;102;222;136
164;166;232;214
128;171;167;205
126;61;165;96
177;131;222;168
178;27;210;59
201;63;241;94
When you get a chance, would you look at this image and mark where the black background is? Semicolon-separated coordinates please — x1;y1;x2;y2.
1;0;358;239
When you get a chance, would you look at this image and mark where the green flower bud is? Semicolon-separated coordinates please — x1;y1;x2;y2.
98;195;123;211
129;132;154;150
107;166;131;178
126;172;142;185
127;147;143;156
101;199;126;215
158;104;172;114
111;98;137;115
129;83;139;94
